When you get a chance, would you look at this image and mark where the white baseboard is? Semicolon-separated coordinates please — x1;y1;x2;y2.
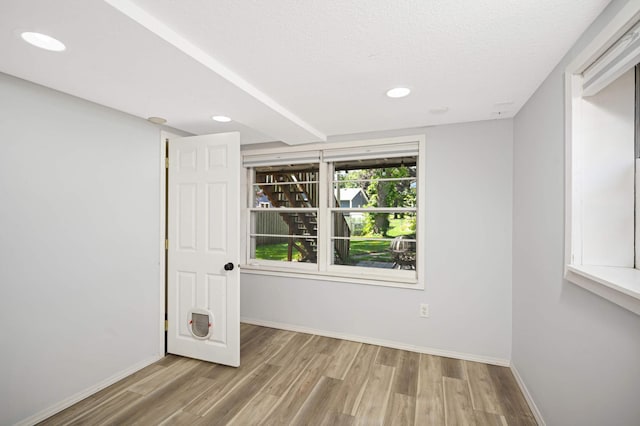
241;317;510;367
510;363;545;426
15;354;162;426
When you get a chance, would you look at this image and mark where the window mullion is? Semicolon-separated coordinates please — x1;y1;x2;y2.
317;161;330;272
246;167;255;265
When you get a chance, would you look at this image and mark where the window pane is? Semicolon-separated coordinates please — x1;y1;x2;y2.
332;212;416;270
252;210;318;237
251;210;318;263
335;211;416;237
333;159;417;209
331;157;418;272
254;164;319;208
334;180;416;208
251;236;318;263
332;237;416;270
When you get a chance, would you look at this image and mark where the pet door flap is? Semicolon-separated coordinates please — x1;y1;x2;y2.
187;308;214;340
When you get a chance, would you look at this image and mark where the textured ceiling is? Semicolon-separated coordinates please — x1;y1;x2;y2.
0;0;611;144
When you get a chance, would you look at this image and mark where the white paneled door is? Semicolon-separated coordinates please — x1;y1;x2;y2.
167;133;240;366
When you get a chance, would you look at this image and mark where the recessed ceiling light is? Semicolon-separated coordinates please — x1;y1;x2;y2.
147;117;167;125
212;115;232;122
21;32;66;52
386;87;411;98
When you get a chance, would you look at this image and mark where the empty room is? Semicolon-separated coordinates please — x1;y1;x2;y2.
1;0;639;425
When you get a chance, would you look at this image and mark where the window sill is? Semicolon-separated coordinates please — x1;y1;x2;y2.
565;264;640;315
240;264;424;290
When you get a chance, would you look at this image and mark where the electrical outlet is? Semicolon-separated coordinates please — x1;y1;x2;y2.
420;303;429;318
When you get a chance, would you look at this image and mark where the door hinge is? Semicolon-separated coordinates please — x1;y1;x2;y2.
164;320;168;331
165;239;168;250
165;157;169;168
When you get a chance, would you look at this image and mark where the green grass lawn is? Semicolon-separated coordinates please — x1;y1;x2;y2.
254;239;391;262
386;217;415;237
254;217;415;263
345;239;392;262
255;241;303;261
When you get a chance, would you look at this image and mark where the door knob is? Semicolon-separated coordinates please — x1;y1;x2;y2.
224;262;234;271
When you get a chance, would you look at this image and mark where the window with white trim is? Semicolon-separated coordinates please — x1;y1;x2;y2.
242;137;424;288
565;5;640;315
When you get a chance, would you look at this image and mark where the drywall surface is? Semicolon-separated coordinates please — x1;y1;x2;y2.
513;1;640;424
242;119;513;362
0;73;162;425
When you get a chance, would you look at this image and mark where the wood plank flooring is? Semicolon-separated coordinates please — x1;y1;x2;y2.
39;324;536;425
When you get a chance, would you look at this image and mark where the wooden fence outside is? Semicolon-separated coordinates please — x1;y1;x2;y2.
254;211;297;245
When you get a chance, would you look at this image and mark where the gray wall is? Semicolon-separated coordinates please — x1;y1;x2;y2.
0;73;163;425
512;1;640;424
242;119;514;362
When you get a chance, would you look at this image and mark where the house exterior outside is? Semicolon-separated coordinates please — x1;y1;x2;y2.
335;188;368;208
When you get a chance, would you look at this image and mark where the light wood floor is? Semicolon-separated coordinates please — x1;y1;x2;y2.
40;324;536;425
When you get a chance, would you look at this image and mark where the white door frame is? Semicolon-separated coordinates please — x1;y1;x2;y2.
158;130;180;357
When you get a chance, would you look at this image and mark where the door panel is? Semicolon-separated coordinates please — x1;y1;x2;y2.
167;132;240;366
177;183;197;250
207;183;227;252
207;274;227;343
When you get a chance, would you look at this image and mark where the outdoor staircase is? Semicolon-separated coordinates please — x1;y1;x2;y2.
257;171;349;263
